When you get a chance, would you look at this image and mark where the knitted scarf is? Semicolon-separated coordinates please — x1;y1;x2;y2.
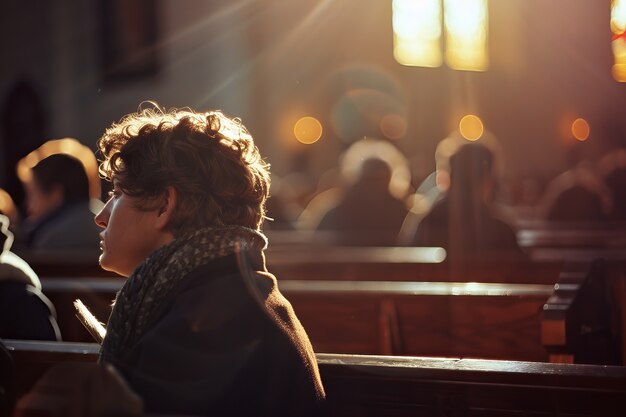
99;225;267;364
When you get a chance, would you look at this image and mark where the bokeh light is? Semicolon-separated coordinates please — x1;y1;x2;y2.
571;118;590;141
380;114;408;140
331;89;406;143
612;0;626;81
459;114;484;141
327;65;407;144
294;116;323;144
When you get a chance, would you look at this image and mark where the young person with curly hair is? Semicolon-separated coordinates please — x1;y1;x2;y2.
95;105;325;416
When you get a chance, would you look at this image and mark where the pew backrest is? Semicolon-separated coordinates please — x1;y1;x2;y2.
5;340;626;417
40;278;553;360
24;246;563;284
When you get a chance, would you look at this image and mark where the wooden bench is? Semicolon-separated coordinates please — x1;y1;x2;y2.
4;340;626;417
40;278;552;361
516;222;626;250
542;261;625;364
21;247;564;284
268;249;562;283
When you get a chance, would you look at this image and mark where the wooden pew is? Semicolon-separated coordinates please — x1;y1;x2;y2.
267;248;562;283
509;228;626;366
41;278;552;361
542;261;624;365
23;247;564;284
514;221;626;263
281;280;552;361
24;224;626;284
4;340;626;417
516;221;626;250
41;278;122;342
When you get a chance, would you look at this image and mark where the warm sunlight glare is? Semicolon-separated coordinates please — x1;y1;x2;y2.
612;0;626;34
444;0;488;71
294;117;323;144
459;114;484;141
380;114;408;140
16;138;101;199
392;0;442;67
612;0;626;81
0;189;17;223
571;118;590;142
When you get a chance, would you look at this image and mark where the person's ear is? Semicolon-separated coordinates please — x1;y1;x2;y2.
155;186;177;230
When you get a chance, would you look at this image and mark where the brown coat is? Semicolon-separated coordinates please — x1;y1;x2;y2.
107;252;326;416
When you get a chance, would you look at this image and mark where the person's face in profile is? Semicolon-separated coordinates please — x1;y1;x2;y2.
94;179;168;277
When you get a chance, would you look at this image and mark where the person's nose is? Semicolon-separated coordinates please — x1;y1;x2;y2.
94;200;111;228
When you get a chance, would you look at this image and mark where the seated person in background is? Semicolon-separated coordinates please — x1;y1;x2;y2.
0;188;23;250
411;142;524;261
314;138;410;246
0;188;19;228
599;148;626;221
604;168;626;221
539;162;611;223
0;213;61;340
21;153;101;252
95;105;325;416
546;186;609;222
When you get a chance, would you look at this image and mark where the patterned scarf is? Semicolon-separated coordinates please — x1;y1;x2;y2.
99;225;267;364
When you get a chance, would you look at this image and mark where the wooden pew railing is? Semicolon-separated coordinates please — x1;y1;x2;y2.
516;222;626;249
542;260;625;364
4;340;626;417
40;278;553;361
20;247;564;284
280;280;552;360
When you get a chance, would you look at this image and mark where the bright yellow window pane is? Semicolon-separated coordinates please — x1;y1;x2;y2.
612;0;626;81
392;0;442;67
444;0;488;71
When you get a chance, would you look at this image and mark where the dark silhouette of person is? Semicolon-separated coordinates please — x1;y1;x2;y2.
546;186;608;222
0;80;48;213
411;142;523;261
605;167;626;221
599;149;626;221
0;213;61;341
21;153;101;252
540;163;610;223
317;157;409;246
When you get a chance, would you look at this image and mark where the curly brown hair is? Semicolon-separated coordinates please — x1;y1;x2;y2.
97;105;270;233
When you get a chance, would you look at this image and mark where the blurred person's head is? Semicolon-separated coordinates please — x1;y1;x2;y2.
340;138;411;199
448;142;495;203
599;149;626;220
95;105;270;276
546;185;607;222
0;188;19;226
542;162;611;222
25;154;90;220
604;167;626;220
357;158;393;190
